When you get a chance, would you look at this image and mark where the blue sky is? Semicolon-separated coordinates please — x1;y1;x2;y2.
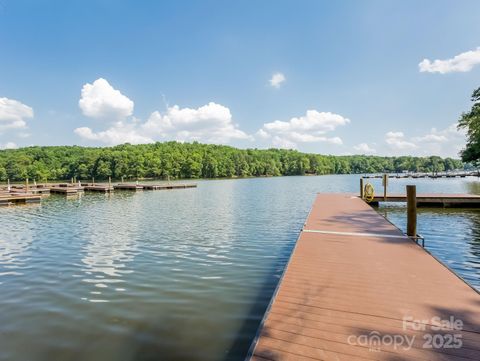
1;0;479;157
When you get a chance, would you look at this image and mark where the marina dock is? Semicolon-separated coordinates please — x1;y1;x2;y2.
0;193;42;206
83;184;114;192
370;193;480;207
49;186;84;195
249;194;480;360
113;183;197;191
0;181;197;204
362;171;477;179
113;183;144;191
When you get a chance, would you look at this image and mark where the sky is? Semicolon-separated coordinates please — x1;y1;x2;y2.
0;0;479;157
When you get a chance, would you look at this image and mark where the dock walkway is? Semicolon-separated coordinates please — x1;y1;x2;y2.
249;194;480;360
370;193;480;207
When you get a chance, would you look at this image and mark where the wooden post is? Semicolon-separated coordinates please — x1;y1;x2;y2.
121;176;124;183
108;176;112;188
360;178;364;199
92;177;94;185
407;185;417;239
382;174;388;201
26;177;29;193
7;178;10;192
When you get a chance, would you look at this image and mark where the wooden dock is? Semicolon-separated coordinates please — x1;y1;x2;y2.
363;172;477;179
249;194;480;361
141;183;197;190
83;184;114;192
0;192;42;206
49;186;83;195
369;193;480;207
113;183;144;191
113;183;197;191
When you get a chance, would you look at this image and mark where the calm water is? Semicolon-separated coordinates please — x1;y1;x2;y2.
1;175;479;361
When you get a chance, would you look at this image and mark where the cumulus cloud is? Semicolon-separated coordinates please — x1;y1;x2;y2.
269;72;286;88
79;78;134;120
0;97;34;133
74;122;154;145
0;142;18;149
419;47;480;74
75;97;250;145
385;131;417;150
384;124;466;157
353;143;376;154
142;102;251;143
257;110;349;148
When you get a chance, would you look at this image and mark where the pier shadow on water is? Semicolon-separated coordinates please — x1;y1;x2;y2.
113;240;297;361
222;240;296;361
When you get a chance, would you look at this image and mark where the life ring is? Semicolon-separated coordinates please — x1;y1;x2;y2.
364;183;375;203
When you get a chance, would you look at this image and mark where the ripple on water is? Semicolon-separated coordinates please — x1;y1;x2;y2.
1;176;479;361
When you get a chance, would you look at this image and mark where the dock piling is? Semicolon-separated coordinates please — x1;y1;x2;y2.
360;178;364;199
407;185;417;239
382;173;388;201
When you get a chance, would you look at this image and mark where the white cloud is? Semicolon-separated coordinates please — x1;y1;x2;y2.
74;121;154;145
142;102;251;144
257;110;349;148
413;124;466;157
0;142;18;149
272;136;296;149
79;78;134;120
419;47;480;74
75;100;251;146
385;131;417;150
384;124;466;157
269;72;286;88
0;97;34;133
353;143;376;154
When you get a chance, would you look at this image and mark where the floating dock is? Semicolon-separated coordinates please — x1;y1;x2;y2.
369;193;480;207
113;183;197;190
0;193;42;206
141;183;197;190
113;183;144;191
83;184;114;192
249;194;480;360
0;181;197;205
363;172;476;179
49;186;84;195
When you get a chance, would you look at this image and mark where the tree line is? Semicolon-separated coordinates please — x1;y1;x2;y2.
459;86;480;163
0;142;464;181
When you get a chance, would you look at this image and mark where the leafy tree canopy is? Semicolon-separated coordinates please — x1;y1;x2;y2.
459;86;480;163
0;142;464;181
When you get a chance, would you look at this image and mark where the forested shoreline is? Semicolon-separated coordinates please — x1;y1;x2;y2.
0;142;465;181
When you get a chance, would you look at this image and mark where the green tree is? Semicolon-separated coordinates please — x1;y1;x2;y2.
458;86;480;163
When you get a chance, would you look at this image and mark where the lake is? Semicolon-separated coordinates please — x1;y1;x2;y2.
0;175;479;361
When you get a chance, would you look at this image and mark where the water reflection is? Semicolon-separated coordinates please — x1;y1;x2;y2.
0;175;480;361
0;215;33;277
379;205;480;290
80;196;141;302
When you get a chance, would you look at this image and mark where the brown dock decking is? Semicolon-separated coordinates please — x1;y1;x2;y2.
249;194;480;361
114;183;197;190
83;184;114;192
0;193;42;206
370;193;480;207
113;183;144;190
49;186;83;195
141;183;197;190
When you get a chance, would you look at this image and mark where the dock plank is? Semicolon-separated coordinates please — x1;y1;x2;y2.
370;193;480;207
249;194;480;360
